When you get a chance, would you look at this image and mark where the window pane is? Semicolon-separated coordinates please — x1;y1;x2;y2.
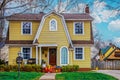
22;48;31;59
75;22;83;34
75;48;83;59
22;22;31;34
50;19;57;31
61;47;68;64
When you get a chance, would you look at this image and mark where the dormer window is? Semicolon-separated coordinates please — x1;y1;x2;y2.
22;22;32;34
49;19;57;31
74;22;84;34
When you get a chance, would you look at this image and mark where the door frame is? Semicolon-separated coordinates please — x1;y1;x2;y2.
48;47;57;65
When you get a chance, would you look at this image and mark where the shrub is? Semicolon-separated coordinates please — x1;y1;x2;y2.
0;59;5;65
61;65;79;72
0;64;42;72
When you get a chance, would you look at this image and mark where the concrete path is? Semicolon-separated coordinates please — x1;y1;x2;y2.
96;70;120;80
40;73;56;80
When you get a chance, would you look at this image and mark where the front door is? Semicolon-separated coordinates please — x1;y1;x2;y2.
49;48;56;65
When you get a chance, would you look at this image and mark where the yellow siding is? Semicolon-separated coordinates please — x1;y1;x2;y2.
66;21;91;40
70;47;91;68
107;49;120;59
104;47;114;58
9;21;39;40
9;47;36;65
38;14;69;47
8;13;92;68
9;47;21;65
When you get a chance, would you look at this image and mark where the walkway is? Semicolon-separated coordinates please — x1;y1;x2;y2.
40;73;56;80
96;70;120;80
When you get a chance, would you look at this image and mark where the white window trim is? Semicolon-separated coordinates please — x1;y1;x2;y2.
49;19;57;31
74;47;84;60
60;46;69;66
21;47;32;60
21;22;32;35
73;22;84;35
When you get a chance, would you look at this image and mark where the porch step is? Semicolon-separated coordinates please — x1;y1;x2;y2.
40;73;56;80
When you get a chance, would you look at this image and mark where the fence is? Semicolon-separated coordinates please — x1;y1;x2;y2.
91;60;120;70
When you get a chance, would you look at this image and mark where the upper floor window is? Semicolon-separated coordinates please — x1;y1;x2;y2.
22;47;32;59
49;19;57;31
74;47;84;60
74;22;84;34
22;22;32;34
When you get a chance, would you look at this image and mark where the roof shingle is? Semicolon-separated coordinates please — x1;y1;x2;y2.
6;13;93;21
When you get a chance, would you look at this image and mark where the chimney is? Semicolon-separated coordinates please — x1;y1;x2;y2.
85;4;89;13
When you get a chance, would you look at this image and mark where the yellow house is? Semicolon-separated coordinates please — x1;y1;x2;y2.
99;44;120;61
6;5;94;70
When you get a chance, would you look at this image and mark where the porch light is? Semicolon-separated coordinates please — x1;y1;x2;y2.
33;39;39;45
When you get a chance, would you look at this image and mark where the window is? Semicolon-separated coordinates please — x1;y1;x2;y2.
22;22;32;34
60;47;68;65
49;19;57;31
74;47;84;60
22;47;31;59
74;22;84;34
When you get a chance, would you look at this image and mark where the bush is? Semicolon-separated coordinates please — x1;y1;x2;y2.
0;59;5;65
61;65;79;72
0;64;42;72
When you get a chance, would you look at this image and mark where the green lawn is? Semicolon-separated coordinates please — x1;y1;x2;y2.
0;72;43;80
56;72;118;80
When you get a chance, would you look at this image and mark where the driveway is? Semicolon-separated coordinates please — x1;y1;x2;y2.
96;70;120;80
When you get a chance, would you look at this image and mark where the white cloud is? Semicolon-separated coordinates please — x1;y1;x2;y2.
108;19;120;32
91;1;118;23
113;37;120;47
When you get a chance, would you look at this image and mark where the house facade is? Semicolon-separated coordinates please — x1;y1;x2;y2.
6;5;94;70
99;44;120;61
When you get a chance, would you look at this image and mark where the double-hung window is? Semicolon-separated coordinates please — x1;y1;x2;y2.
49;19;57;31
22;47;31;59
22;22;32;34
74;47;84;60
74;22;84;34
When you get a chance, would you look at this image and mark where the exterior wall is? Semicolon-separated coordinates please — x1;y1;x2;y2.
70;46;91;68
108;49;120;59
104;47;114;58
38;14;69;66
66;20;91;40
9;47;21;65
8;13;92;68
8;47;36;65
9;21;39;40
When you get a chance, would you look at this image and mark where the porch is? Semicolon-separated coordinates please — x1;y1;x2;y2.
35;44;58;66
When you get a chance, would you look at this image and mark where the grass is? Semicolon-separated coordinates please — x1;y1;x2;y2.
0;72;43;80
56;72;118;80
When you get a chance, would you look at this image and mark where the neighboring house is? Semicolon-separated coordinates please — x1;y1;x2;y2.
99;44;120;61
6;5;94;70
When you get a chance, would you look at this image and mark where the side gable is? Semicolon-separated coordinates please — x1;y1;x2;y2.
33;11;73;47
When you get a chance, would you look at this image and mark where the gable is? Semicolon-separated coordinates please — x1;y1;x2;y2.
33;11;73;47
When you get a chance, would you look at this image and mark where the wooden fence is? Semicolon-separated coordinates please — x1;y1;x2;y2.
91;60;120;70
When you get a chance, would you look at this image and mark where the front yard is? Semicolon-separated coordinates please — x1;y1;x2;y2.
56;72;118;80
0;72;43;80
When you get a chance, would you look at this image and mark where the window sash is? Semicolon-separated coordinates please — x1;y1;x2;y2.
22;48;31;59
22;22;32;34
75;48;83;60
61;47;68;64
74;22;83;34
50;19;57;31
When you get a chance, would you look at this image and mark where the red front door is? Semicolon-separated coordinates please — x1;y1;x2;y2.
49;48;56;66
